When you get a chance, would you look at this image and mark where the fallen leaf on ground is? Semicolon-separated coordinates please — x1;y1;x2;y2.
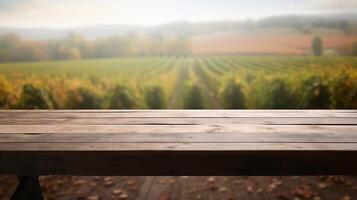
207;177;217;190
207;177;216;184
102;177;114;187
318;182;329;189
169;179;176;184
313;196;322;200
267;178;282;192
119;193;129;199
292;185;313;198
219;187;227;193
246;185;254;193
112;189;123;195
87;195;99;200
73;180;86;186
104;177;112;181
127;180;136;186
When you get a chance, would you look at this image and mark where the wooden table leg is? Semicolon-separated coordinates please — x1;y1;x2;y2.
10;176;44;200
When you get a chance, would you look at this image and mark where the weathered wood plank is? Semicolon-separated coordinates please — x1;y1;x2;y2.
1;109;356;113
2;132;357;143
1;124;356;134
1;142;357;151
0;110;356;176
0;117;356;125
1;110;356;118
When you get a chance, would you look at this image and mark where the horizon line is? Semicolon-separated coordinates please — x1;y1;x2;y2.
1;11;356;30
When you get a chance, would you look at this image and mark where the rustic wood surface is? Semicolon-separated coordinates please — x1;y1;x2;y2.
0;110;356;176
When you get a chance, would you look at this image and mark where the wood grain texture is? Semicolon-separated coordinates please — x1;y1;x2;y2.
0;117;356;125
0;110;356;176
0;124;356;134
1;110;356;118
2;132;357;143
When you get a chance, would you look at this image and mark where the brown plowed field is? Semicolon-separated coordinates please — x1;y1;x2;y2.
191;30;357;55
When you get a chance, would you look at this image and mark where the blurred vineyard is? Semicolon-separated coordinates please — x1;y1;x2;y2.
0;56;356;109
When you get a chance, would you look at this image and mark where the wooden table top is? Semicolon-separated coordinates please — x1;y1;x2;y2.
0;110;356;176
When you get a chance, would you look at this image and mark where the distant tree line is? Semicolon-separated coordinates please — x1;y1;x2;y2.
257;16;354;34
0;33;191;62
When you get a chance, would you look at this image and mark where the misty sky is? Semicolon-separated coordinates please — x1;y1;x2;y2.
0;0;357;28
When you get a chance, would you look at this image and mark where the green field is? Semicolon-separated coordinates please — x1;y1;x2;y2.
0;56;356;109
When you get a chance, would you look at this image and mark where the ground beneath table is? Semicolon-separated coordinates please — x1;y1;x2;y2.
1;176;357;200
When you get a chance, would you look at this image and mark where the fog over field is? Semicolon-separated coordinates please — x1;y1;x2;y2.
1;0;357;27
0;13;357;58
0;0;357;57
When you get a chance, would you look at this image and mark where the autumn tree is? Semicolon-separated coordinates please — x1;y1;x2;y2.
312;35;323;56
